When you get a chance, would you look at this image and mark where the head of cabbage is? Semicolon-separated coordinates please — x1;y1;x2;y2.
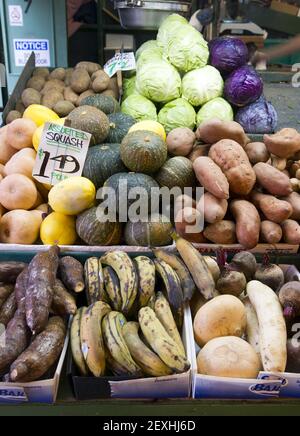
197;98;233;126
121;94;157;122
123;76;138;100
157;14;188;51
136;40;160;59
136;46;163;69
158;98;196;133
136;59;181;103
182;66;224;107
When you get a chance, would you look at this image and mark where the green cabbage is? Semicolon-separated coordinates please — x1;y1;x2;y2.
164;24;209;72
123;76;138;100
136;46;163;69
157;14;188;51
121;94;157;122
136;40;160;59
136;60;181;103
158;98;196;133
182;66;224;107
197;97;234;126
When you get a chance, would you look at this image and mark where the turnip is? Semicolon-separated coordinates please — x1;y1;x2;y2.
231;251;257;281
254;260;284;293
217;267;247;297
286;338;300;373
279;281;300;322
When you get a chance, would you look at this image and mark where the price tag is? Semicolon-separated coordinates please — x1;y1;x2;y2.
104;52;136;78
32;122;91;185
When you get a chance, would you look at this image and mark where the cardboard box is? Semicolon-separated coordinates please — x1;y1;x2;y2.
271;1;300;17
69;304;193;400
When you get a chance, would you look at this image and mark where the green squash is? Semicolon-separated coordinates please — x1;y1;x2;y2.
120;130;168;174
155;157;196;190
107;113;136;143
83;143;126;189
80;94;120;115
124;214;173;247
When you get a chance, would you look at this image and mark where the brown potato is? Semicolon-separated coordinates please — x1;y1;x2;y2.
281;219;300;244
251;191;292;224
264;128;300;159
253;162;292;196
196;119;250;147
245;142;270;165
41;79;65;95
230;200;260;249
167;128;195;157
282;192;300;221
175;207;205;243
42;91;64;110
32;67;49;79
71;68;90;94
203;220;237;244
49;68;66;81
92;71;110;92
5;111;22;124
76;90;95;106
101;89;117;99
21;88;41;107
197;192;228;224
64;86;78;105
26;76;46;92
15;100;25;115
76;62;101;75
64;68;74;86
260;221;282;244
53;100;75;117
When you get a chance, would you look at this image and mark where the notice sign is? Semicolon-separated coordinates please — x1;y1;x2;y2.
13;39;50;67
104;52;136;78
8;5;23;26
32;122;91;185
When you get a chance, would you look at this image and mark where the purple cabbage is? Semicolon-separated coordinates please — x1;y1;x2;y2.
224;65;263;107
235;97;278;134
209;37;249;75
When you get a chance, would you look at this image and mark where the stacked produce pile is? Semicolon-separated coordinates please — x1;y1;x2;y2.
0;247;81;382
192;250;300;377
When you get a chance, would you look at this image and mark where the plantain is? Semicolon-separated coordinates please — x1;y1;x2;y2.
139;307;190;374
103;266;122;311
154;259;183;310
153;249;196;301
105;346;132;376
102;311;142;376
80;301;111;377
122;321;172;377
133;256;156;307
84;257;107;304
172;233;216;300
154;292;185;356
100;251;137;315
147;294;156;311
70;307;88;376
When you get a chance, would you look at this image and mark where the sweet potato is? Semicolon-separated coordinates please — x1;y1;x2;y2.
196;119;250;147
59;256;84;293
271;155;287;171
197;192;228;224
281;219;300;244
245;142;270;165
208;139;256;195
0;262;26;283
188;144;210;162
0;284;14;309
14;267;28;313
167;128;195;157
264;128;300;159
203;220;237;244
51;279;77;316
10;316;66;383
230;200;260;249
0;292;16;326
251;191;292;224
193;157;229;199
282;192;300;221
175;207;205;243
260;221;283;244
253;162;292;196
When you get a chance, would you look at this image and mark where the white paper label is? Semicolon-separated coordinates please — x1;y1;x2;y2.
13;39;50;67
32;122;91;185
8;5;23;26
104;52;136;78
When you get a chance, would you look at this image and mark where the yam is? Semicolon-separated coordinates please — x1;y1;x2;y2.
282;192;300;221
175;207;205;243
59;256;85;293
230;200;260;249
245;142;270;165
281;219;300;244
21;88;41;107
264;128;300;159
188;143;210;162
251;191;292;224
197;192;228;224
203;220;237;244
253;162;292;196
0;284;14;309
51;279;77;316
0;263;26;284
260;221;283;244
193;156;229;199
0;292;16;326
196;119;250;147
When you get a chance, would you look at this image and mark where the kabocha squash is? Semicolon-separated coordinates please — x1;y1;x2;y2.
83;144;126;189
67;106;110;145
107;113;136;143
80;94;120;115
76;206;122;246
155;157;196;190
120;130;168;174
124;214;173;246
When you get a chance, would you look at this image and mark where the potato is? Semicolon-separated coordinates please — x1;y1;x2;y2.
53;100;75;117
245;142;270;165
197;336;260;379
254;162;292;196
76;90;95;106
193;294;247;347
209;139;256;196
26;76;45;92
203;220;237;244
64;86;79;105
0;127;17;164
264;128;300;159
6;118;36;150
260;221;283;244
0;209;42;244
49;68;66;81
71;68;90;94
15;100;25;115
101;89;117;99
175;207;205;243
251;191;292;224
64;68;74;86
281;219;300;244
91;70;104;81
230;200;260;249
4;148;36;179
197;192;228;224
42;90;64;110
193;156;229;199
32;67;49;79
166;128;195;156
21;88;41;107
187;143;210;162
196;119;250;147
41;79;65;95
5;111;22;124
92;71;110;92
282;192;300;221
76;62;101;75
0;174;37;210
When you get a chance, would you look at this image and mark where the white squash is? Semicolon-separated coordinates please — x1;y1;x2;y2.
243;297;261;365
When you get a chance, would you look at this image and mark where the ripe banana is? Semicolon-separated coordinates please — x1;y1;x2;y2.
105;346;132;376
103;266;122;311
172;233;216;300
122;322;172;377
133;256;155;307
100;251;138;315
70;307;88;376
84;257;107;304
153;249;196;301
102;311;143;376
154;259;183;310
154;292;186;357
139;307;190;374
80;301;111;377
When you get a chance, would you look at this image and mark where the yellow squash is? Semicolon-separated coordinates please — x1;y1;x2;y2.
129;120;166;141
23;104;59;127
40;212;77;245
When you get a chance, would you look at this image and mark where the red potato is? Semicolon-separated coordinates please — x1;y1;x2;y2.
193;157;229;200
230;200;260;249
281;220;300;245
6;118;37;150
282;192;300;221
251;191;292;224
245;142;270;165
253;162;292;196
197;192;228;224
0;127;17;164
260;221;283;244
175;207;205;243
203;220;237;245
208;139;256;196
264;128;300;159
196;119;250;147
188;144;210;163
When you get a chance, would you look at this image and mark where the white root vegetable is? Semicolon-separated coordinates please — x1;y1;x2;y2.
247;280;287;372
243;297;261;365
